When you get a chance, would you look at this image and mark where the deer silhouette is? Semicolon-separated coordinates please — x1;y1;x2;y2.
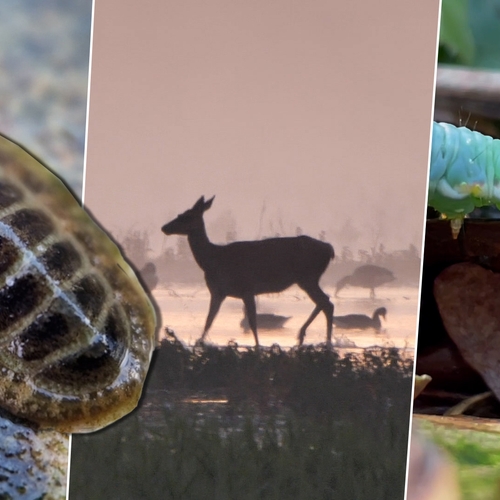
161;196;335;347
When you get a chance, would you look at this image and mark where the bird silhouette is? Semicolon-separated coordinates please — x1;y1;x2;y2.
335;265;395;298
240;312;291;332
139;262;158;291
333;307;387;331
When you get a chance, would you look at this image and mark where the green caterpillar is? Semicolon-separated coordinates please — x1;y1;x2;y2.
429;121;500;236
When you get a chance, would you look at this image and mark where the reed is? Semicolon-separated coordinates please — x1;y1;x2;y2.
70;334;413;500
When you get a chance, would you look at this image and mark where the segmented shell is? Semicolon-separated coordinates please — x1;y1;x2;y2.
0;134;156;433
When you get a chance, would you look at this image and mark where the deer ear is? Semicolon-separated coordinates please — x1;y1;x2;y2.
204;196;215;211
192;196;206;211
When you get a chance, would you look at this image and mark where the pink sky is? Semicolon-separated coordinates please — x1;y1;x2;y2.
84;1;440;255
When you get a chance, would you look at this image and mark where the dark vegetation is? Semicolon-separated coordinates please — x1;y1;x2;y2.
69;332;414;500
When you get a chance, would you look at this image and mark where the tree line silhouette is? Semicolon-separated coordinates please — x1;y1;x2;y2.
118;225;421;288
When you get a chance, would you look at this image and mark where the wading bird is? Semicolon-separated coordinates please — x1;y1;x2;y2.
335;265;395;299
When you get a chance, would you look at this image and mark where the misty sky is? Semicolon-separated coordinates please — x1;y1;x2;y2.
83;1;440;257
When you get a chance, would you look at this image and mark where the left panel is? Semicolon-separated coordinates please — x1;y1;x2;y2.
0;1;93;498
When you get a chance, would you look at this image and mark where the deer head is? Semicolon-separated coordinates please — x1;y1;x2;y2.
161;196;214;235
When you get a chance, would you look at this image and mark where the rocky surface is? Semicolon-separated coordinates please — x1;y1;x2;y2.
0;0;92;197
0;411;69;500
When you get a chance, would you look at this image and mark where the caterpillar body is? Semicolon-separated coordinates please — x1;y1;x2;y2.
429;121;500;237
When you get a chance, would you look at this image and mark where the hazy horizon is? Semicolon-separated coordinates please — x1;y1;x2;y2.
83;0;440;260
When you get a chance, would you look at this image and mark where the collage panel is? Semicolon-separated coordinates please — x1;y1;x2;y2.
0;2;93;499
411;1;500;499
0;2;450;500
69;1;439;500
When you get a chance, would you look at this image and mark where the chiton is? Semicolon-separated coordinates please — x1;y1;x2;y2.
0;134;156;433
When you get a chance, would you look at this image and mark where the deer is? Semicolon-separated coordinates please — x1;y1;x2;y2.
161;196;335;347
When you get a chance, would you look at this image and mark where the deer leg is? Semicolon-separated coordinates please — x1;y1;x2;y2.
242;295;259;347
324;301;334;344
299;282;334;345
200;293;225;341
370;288;375;299
298;305;321;345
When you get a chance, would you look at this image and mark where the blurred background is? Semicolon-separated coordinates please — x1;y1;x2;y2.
414;2;500;500
0;0;92;196
0;2;92;499
435;0;500;132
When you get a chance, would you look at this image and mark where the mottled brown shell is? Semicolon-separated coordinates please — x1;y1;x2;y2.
0;134;156;433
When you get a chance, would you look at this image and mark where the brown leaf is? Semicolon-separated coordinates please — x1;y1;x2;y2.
434;263;500;402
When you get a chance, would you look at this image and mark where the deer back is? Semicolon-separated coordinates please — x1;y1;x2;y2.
203;236;334;296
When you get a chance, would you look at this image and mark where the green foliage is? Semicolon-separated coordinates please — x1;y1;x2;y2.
453;439;500;466
439;0;500;70
420;423;500;500
468;0;500;69
439;0;474;65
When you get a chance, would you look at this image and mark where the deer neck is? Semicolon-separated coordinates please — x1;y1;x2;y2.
186;223;217;269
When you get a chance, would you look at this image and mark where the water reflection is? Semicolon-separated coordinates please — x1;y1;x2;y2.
153;284;419;350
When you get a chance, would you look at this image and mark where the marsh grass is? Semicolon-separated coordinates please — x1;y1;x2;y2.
69;334;413;500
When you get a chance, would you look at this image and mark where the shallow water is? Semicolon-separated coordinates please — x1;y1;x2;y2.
152;284;420;350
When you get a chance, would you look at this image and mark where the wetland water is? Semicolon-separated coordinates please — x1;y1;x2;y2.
153;284;420;350
71;285;416;500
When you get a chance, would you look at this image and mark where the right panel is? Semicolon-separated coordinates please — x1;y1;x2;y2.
412;1;500;498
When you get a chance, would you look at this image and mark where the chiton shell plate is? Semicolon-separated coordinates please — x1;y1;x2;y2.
0;134;156;433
